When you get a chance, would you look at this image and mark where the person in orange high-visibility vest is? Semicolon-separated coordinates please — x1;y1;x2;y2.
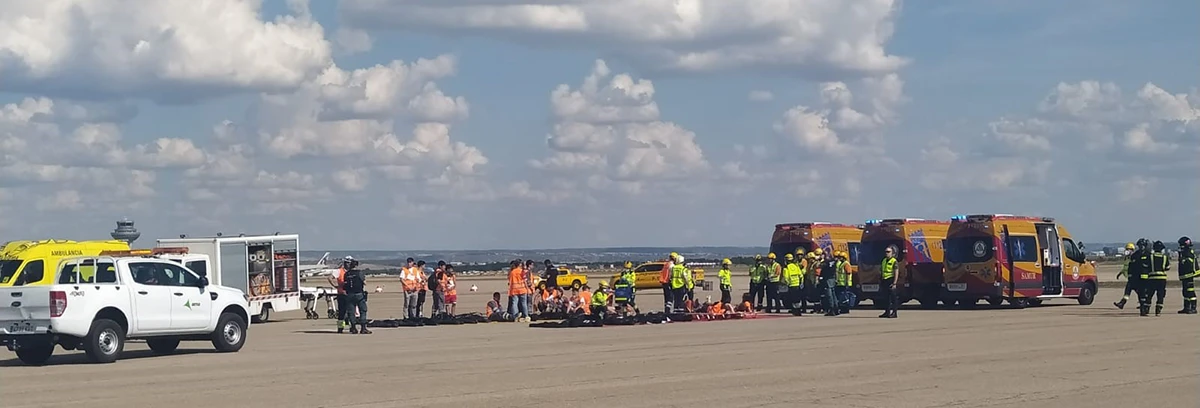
443;265;458;316
416;260;429;318
329;256;352;333
400;258;423;320
508;260;531;322
659;252;677;312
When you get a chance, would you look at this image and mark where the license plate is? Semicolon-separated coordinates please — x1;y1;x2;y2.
4;321;41;335
861;284;879;292
947;283;967;292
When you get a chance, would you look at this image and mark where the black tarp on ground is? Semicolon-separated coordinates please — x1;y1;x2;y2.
366;313;490;328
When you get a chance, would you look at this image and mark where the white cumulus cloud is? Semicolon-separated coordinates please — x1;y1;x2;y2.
0;0;333;101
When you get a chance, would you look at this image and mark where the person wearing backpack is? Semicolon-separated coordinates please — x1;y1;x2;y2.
430;261;446;318
342;258;372;334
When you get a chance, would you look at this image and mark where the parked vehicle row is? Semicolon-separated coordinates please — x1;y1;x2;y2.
767;214;1099;309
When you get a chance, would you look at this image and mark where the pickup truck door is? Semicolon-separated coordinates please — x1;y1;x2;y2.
159;263;212;331
128;262;173;332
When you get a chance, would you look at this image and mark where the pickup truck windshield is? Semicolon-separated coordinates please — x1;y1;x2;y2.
0;260;22;284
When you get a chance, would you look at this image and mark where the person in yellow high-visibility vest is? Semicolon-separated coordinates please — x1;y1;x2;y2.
749;255;767;311
879;247;899;318
783;253;804;315
835;251;853;314
718;259;733;304
765;253;782;313
667;255;693;313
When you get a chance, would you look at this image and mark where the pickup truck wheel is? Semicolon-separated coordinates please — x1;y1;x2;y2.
83;319;124;364
212;312;247;352
14;340;54;366
147;338;181;354
571;280;582;290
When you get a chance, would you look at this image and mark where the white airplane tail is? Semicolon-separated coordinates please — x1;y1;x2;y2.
316;252;330;266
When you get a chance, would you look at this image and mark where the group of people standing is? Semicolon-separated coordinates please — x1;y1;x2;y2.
1114;237;1198;316
746;248;873;317
399;258;460;320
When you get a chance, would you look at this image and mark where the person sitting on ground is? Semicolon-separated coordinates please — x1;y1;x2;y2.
537;286;557;313
591;281;612;319
565;288;583;314
551;287;566;312
577;285;593;315
486;292;505;319
734;293;756;315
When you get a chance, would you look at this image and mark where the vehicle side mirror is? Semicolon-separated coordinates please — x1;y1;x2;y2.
198;276;209;288
1078;242;1086;250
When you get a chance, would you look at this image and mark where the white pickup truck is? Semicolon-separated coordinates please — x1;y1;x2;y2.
0;255;251;365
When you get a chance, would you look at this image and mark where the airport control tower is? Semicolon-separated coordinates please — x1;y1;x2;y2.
110;217;140;245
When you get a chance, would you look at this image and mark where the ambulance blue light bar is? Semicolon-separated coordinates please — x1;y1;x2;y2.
951;214;967;221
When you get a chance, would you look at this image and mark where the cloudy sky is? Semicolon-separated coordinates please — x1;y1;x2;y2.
1;0;1196;250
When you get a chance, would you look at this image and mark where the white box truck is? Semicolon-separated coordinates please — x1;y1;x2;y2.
156;235;301;323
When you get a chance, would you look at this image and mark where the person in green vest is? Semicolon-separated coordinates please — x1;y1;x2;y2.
591;280;611;319
879;246;899;319
765;253;782;313
783;252;804;315
619;261;637;307
668;256;693;313
804;249;821;313
835;251;853;314
749;255;767;311
718;258;733;304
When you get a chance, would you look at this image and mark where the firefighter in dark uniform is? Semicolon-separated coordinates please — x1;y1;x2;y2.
1177;237;1197;314
1127;239;1151;314
1141;240;1170;316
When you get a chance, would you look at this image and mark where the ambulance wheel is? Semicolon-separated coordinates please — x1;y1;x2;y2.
942;299;957;307
960;299;979;309
571;280;582;290
1009;298;1028;309
1077;284;1096;305
987;297;1004;306
1027;298;1043;306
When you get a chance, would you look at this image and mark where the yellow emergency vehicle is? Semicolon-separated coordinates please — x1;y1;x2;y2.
612;260;706;290
943;214;1098;307
0;239;131;286
533;266;589;290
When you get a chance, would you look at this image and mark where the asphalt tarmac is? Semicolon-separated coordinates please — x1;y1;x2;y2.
2;274;1196;408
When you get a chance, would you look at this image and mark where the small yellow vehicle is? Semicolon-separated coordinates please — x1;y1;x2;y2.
611;261;706;290
534;266;589;290
0;239;132;286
